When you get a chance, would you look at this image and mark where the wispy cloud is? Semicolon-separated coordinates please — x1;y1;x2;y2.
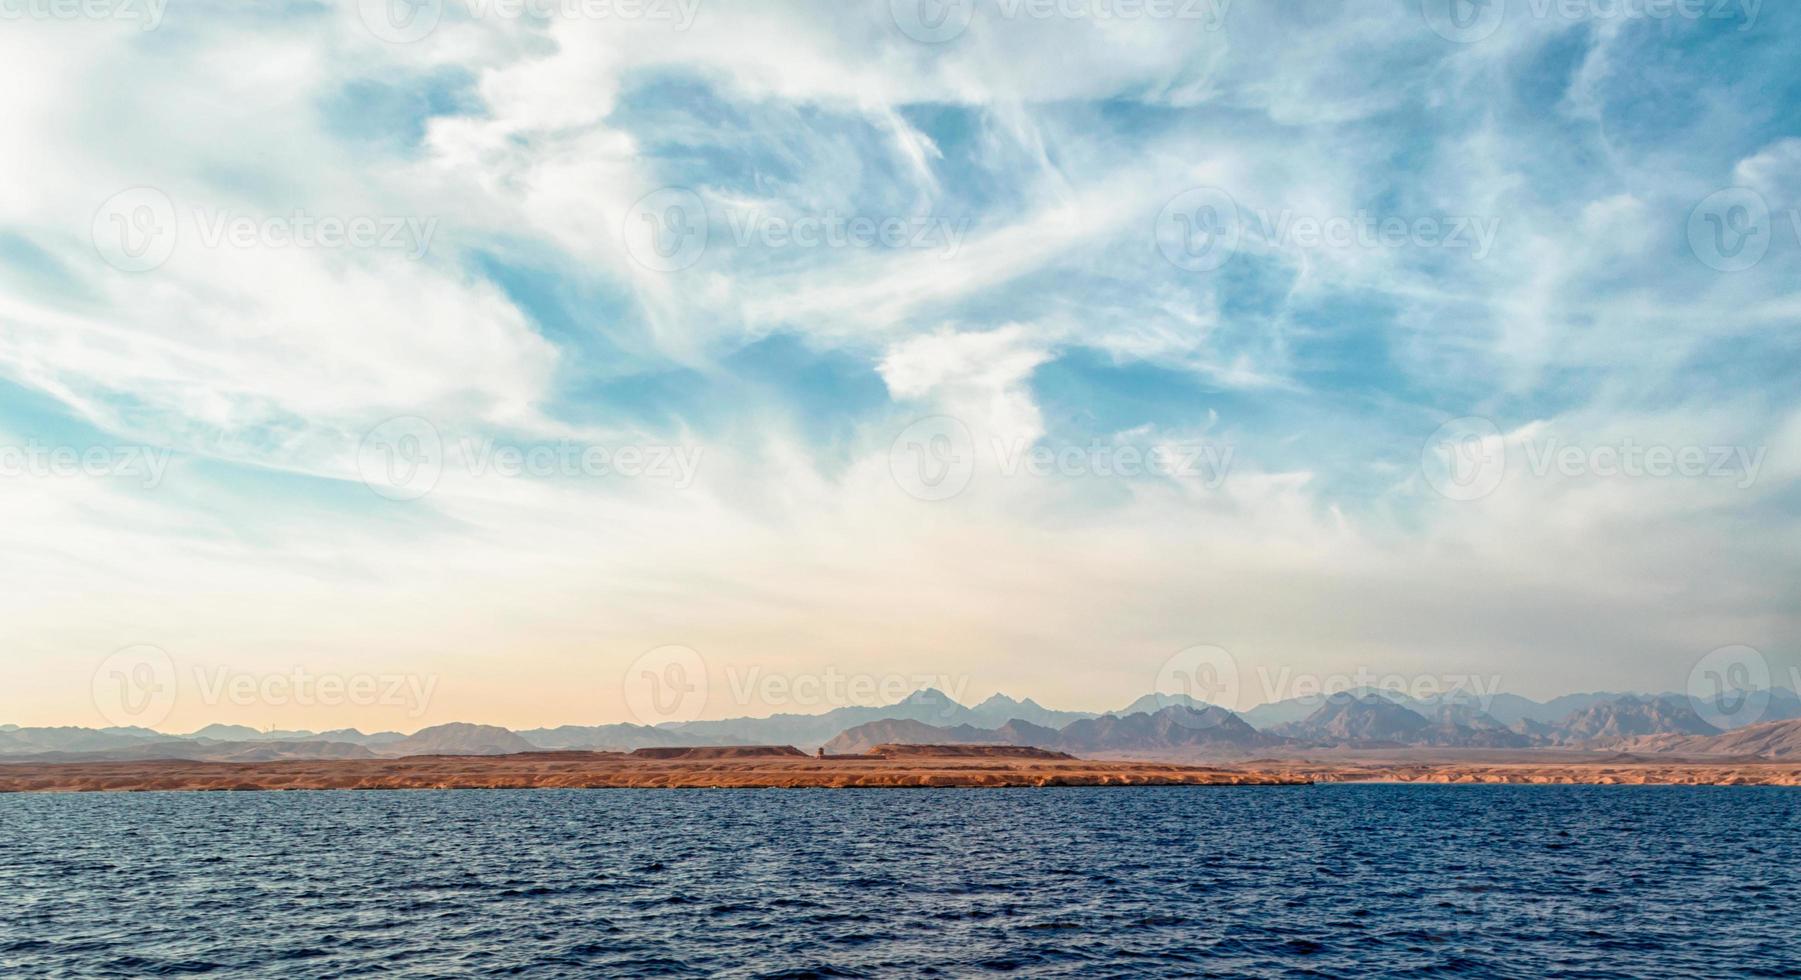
0;0;1796;727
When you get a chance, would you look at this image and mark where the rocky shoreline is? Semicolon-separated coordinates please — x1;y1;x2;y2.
3;745;1797;793
0;746;1304;792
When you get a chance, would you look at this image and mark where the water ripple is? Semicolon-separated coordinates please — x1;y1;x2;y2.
0;786;1796;977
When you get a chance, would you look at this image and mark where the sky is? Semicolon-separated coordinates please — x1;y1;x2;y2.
1;0;1797;733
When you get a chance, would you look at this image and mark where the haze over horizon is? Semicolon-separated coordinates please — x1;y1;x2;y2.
29;652;1801;735
2;2;1797;733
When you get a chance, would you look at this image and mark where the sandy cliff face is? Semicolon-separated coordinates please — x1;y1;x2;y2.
0;749;1302;792
4;748;1799;792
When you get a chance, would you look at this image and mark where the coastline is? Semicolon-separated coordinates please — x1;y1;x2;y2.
3;746;1799;793
0;747;1305;792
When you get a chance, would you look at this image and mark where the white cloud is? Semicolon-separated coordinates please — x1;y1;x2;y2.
0;1;1796;728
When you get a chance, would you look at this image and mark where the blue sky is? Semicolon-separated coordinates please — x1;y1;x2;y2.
1;0;1797;729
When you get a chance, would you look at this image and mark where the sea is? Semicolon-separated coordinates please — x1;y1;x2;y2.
1;785;1795;978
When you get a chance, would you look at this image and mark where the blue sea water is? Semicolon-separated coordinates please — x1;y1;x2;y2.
1;785;1796;978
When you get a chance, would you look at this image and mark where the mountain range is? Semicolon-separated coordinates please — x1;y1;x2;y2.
1613;717;1801;758
652;689;1093;750
824;704;1287;758
8;684;1801;762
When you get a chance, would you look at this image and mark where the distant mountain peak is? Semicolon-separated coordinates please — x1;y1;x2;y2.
899;687;957;705
1274;695;1431;745
1114;692;1217;716
186;723;261;739
378;723;536;758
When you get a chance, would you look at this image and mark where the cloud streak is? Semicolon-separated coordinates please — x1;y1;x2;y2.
0;1;1796;728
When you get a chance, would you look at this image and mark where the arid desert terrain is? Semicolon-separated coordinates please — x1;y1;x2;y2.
3;744;1797;792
